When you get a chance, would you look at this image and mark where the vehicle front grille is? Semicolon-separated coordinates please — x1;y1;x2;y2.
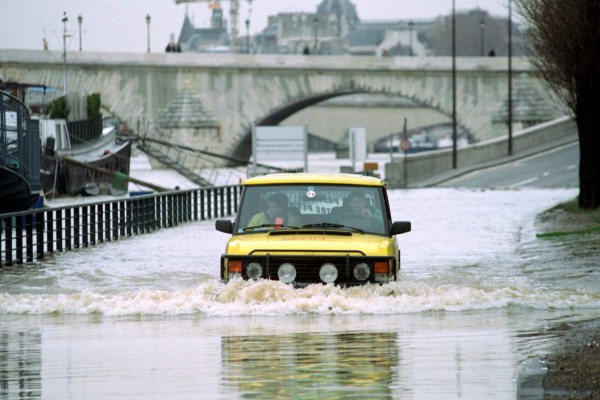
233;254;393;286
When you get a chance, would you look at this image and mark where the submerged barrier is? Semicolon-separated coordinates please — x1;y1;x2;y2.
0;186;242;267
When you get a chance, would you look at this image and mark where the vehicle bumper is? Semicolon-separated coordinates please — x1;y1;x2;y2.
220;254;398;287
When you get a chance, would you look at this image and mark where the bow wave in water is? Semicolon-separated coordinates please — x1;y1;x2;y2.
2;277;598;316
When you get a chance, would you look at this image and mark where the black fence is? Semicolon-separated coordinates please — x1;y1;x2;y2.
0;185;242;267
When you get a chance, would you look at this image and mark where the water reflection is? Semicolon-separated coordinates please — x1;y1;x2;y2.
0;328;41;398
222;331;397;399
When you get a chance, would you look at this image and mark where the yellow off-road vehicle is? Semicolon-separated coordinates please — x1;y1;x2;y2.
215;173;411;287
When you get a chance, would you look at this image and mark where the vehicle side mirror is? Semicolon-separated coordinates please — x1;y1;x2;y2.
390;221;411;235
215;219;233;234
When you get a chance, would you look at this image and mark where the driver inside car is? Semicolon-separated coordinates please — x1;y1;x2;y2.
346;190;375;218
248;192;301;228
336;190;384;231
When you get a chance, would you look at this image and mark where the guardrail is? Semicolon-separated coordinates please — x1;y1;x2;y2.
0;185;242;267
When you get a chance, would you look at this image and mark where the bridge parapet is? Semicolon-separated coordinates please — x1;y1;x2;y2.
0;50;563;163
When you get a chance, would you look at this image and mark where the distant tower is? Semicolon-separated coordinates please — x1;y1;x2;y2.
316;0;360;27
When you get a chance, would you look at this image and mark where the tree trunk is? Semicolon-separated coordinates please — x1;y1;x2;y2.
576;87;600;209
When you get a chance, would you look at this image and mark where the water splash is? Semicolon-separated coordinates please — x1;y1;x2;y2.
1;278;598;316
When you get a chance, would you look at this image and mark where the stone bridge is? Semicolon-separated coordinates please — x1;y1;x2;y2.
0;49;561;161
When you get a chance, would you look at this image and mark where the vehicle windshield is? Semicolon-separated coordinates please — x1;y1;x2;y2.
236;184;388;235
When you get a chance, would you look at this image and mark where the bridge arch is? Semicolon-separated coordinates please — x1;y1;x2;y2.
232;88;463;161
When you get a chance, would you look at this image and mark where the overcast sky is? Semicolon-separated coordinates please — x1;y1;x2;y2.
0;0;511;53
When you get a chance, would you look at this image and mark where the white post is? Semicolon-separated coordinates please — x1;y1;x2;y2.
251;124;257;177
349;129;356;171
349;127;367;172
302;125;308;172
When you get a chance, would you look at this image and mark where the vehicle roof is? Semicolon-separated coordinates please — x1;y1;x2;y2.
243;173;385;187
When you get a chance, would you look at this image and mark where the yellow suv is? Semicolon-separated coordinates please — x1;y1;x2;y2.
215;173;411;287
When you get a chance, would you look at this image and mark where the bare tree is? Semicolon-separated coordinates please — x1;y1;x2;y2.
516;0;599;209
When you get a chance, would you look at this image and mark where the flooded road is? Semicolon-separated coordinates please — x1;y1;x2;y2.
1;188;599;399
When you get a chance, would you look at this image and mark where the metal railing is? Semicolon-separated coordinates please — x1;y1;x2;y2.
0;185;242;267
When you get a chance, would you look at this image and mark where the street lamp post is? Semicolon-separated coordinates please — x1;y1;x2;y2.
313;17;319;54
408;21;414;56
245;19;250;53
480;18;485;56
62;12;69;95
508;0;513;155
146;14;151;53
78;15;82;51
452;0;457;168
246;0;253;53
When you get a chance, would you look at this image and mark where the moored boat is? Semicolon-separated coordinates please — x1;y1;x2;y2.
0;90;41;213
40;118;132;197
2;83;134;203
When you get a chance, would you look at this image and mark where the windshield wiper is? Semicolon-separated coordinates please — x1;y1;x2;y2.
243;224;300;231
301;223;364;233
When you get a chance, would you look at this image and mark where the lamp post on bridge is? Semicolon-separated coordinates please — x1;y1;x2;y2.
313;17;319;54
78;14;83;51
508;0;513;155
146;14;151;53
452;0;457;169
245;19;250;53
479;17;485;56
62;12;70;95
246;0;253;53
408;20;414;56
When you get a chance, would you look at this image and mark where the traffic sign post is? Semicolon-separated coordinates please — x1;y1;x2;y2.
400;138;411;153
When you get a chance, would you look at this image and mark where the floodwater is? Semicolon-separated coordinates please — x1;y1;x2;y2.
1;188;599;399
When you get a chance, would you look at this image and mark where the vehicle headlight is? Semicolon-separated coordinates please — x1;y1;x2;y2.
278;263;296;283
319;263;338;283
246;262;263;280
353;263;370;281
